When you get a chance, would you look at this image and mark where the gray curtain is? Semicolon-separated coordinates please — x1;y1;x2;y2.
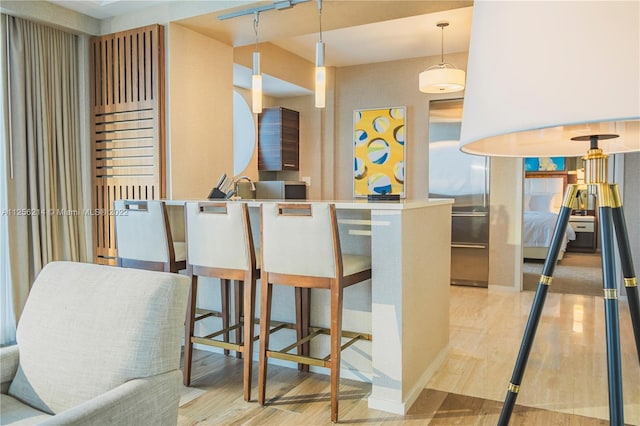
1;14;87;343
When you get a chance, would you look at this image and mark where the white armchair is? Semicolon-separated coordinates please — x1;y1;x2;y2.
0;261;189;425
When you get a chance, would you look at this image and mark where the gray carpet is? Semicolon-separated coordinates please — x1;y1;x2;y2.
523;252;603;297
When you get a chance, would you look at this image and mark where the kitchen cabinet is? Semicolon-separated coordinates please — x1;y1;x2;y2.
258;107;299;171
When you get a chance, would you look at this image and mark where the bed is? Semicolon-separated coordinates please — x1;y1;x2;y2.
523;177;576;261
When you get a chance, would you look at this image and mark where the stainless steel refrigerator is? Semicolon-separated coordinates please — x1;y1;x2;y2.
428;99;490;287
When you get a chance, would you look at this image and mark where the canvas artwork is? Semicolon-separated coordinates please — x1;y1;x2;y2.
524;157;566;172
353;107;406;197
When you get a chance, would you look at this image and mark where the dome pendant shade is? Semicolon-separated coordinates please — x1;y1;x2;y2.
419;21;465;94
419;64;465;93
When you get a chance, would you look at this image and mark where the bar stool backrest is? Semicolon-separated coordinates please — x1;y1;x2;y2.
185;201;253;271
261;203;341;279
114;200;173;263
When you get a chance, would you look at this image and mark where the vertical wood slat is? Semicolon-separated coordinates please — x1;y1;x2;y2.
145;31;151;101
132;33;139;103
118;35;124;104
90;25;165;265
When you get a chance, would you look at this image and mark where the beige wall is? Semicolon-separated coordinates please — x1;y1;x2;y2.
168;23;234;199
489;158;524;290
235;43;314;92
334;52;469;200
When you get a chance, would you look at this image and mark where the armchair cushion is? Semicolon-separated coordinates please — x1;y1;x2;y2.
3;261;188;423
1;370;181;426
0;345;19;394
0;394;51;425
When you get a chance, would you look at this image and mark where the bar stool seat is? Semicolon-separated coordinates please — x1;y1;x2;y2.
257;203;372;423
114;200;186;273
342;255;372;276
183;201;259;402
173;242;187;264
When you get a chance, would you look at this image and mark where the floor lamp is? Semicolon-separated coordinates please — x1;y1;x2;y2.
459;2;639;425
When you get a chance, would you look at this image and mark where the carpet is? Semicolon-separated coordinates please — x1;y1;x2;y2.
523;252;603;297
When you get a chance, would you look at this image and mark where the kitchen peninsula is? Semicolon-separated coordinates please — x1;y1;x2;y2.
165;198;453;414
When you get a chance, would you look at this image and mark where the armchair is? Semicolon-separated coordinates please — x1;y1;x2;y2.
0;261;189;425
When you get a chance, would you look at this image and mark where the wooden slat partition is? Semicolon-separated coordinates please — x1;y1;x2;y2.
90;25;165;264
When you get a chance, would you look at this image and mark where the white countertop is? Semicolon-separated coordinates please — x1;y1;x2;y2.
164;198;453;210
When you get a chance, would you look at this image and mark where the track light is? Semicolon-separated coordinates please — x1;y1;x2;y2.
252;12;262;114
315;0;325;108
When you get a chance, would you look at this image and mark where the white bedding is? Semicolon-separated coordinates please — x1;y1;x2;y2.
524;211;576;251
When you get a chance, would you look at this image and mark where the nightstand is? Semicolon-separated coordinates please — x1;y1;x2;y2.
567;215;597;252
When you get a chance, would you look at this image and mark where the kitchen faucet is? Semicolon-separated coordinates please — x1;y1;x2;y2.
231;176;256;199
234;176;255;191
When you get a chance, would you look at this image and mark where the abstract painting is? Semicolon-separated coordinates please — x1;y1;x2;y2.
524;157;566;172
353;107;406;197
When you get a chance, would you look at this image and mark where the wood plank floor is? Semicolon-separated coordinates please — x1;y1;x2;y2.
179;286;640;425
178;351;610;425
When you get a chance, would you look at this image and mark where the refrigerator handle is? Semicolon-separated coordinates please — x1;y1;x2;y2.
483;157;489;209
452;243;488;249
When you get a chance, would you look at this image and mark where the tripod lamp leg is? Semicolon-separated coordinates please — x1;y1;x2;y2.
609;184;640;362
497;184;577;425
598;184;625;425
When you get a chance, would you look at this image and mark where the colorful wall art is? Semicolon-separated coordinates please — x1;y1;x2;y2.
524;157;566;172
353;107;406;197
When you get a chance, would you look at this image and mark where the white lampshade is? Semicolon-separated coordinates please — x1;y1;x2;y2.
419;65;465;94
460;1;639;157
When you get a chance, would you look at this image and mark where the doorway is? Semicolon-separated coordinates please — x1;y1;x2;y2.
523;252;602;297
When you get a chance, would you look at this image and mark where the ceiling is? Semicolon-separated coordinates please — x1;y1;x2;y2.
46;0;172;20
46;0;473;95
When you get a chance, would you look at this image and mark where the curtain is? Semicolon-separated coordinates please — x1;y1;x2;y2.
1;15;87;345
1;15;15;345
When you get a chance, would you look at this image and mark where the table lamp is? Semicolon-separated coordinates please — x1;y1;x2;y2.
458;1;639;424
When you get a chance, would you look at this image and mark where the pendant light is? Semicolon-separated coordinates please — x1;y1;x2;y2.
252;12;262;114
315;0;326;108
419;21;465;94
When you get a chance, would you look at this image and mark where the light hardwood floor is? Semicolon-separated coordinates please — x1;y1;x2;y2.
178;286;640;425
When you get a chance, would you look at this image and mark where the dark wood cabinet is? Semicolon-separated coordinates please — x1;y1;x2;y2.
258;107;299;171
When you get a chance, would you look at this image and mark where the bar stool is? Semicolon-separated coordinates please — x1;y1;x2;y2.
114;199;186;273
183;201;259;402
257;203;372;422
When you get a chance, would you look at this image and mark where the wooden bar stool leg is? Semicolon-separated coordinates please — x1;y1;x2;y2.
301;288;311;372
243;274;257;402
235;280;244;359
221;279;230;356
183;275;198;386
294;287;311;372
295;287;306;371
258;281;273;406
330;282;344;423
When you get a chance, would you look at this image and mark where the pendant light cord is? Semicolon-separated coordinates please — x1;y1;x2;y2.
253;12;260;50
440;24;444;64
317;0;323;42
